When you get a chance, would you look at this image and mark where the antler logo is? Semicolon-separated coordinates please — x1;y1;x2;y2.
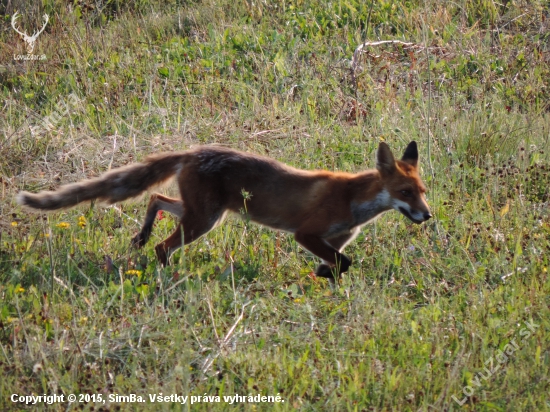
11;12;49;54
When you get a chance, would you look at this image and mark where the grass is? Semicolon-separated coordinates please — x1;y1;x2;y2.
1;0;550;410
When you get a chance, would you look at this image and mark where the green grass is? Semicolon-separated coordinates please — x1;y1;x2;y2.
1;0;550;410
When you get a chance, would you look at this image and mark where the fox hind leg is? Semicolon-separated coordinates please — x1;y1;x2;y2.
155;209;225;266
131;193;183;248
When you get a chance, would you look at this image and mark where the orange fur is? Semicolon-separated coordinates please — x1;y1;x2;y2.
17;142;431;279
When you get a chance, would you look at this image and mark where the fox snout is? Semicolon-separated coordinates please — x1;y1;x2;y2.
397;205;432;224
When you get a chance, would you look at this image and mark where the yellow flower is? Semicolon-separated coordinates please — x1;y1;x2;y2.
78;216;87;228
14;286;25;294
125;269;142;276
11;221;18;227
56;222;70;229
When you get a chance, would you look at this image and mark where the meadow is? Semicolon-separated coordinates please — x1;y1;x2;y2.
0;0;549;410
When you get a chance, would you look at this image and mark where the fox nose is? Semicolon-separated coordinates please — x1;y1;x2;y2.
424;212;432;221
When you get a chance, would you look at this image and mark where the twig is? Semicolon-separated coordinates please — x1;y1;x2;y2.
351;0;375;96
201;301;252;375
53;275;76;298
107;132;118;172
351;39;434;85
45;222;55;296
107;205;140;225
206;296;221;344
164;274;192;293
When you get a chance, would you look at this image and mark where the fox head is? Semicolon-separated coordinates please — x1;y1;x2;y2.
376;141;432;224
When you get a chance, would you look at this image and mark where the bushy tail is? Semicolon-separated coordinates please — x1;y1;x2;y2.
17;152;187;211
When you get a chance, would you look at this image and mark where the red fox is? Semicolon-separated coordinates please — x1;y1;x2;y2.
17;141;431;279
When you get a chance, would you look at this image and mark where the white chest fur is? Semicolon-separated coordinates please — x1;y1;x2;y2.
351;189;391;225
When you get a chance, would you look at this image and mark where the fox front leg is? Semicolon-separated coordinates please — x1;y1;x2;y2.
314;230;357;280
294;231;352;281
315;254;352;280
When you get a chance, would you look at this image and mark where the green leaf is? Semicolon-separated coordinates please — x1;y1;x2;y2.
158;67;169;77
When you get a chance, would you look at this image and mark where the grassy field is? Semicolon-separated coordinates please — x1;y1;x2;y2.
1;0;550;410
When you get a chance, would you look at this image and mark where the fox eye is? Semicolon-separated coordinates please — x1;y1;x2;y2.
400;189;412;197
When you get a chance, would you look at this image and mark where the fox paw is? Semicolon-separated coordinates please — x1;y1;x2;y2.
154;244;169;267
131;232;147;248
339;255;352;273
315;255;351;280
315;264;337;279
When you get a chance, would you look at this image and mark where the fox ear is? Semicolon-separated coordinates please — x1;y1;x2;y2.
376;142;396;175
401;141;418;167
